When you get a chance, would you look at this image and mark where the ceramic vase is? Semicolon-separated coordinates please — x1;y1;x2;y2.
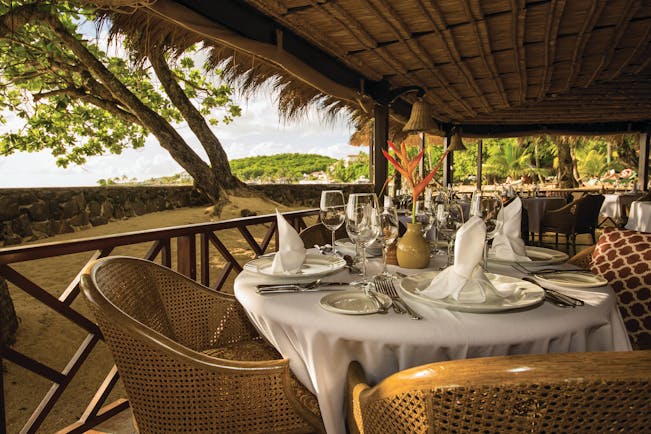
396;223;430;269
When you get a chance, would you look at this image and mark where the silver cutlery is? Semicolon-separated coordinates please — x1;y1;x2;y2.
511;263;592;275
521;277;584;307
367;290;389;314
374;277;422;320
256;279;349;293
373;277;405;314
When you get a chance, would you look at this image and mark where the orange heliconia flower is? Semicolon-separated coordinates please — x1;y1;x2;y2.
382;140;451;223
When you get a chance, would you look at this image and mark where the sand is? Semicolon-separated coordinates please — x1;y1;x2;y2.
3;195;308;433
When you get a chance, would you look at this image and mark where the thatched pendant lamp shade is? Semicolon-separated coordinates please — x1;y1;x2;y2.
448;130;467;151
402;99;439;133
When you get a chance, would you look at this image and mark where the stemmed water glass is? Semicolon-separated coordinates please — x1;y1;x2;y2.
320;190;345;254
470;191;503;269
346;193;381;291
379;197;400;278
435;200;465;267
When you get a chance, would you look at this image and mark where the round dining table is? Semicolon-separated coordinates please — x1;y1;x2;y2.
625;200;651;232
234;255;631;434
521;196;566;233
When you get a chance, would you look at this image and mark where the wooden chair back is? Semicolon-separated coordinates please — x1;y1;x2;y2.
347;351;651;434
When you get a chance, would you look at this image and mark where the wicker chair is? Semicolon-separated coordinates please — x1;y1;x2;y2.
538;198;578;250
346;351;651;434
81;256;324;433
572;193;605;245
299;222;347;249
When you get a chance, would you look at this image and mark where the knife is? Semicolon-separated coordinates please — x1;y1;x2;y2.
257;282;350;289
256;285;348;294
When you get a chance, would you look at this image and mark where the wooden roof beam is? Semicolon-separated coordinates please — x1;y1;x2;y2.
584;0;640;88
459;121;650;137
363;0;479;118
466;0;510;107
175;0;386;104
537;0;567;100
563;1;607;93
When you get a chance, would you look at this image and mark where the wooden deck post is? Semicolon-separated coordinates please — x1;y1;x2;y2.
639;130;650;191
177;235;196;279
373;103;389;198
443;132;453;187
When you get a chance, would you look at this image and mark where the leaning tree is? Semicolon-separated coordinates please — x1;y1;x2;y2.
0;1;251;212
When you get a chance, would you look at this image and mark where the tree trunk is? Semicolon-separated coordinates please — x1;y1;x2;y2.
0;277;18;347
556;138;578;188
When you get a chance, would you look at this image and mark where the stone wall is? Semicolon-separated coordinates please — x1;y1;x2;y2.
0;183;373;246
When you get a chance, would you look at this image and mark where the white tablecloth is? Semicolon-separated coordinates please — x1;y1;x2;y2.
600;193;643;223
234;257;631;434
521;197;566;233
625;201;651;232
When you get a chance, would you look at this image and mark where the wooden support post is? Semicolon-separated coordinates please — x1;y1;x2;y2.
639;130;650;191
176;235;196;279
476;139;483;191
373;103;389;197
443;132;453;187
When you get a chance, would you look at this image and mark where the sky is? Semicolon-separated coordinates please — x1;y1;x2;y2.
0;87;361;188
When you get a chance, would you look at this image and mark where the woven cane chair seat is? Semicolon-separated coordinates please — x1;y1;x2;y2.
347;351;651;434
81;256;324;433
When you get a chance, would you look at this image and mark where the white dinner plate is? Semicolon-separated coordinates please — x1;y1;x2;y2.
533;271;607;288
488;246;569;266
320;290;391;315
335;238;382;257
399;271;544;313
243;253;346;278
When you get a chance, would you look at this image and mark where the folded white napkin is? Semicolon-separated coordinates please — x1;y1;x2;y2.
270;209;306;273
490;197;531;262
420;216;521;303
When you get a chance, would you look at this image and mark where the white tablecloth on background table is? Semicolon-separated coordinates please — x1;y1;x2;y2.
625;201;651;232
521;197;566;233
600;193;643;224
234;257;631;434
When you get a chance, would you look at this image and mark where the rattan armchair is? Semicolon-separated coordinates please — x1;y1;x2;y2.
81;256;324;433
538;196;582;252
347;351;651;434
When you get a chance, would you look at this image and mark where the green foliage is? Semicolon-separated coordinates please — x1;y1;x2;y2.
329;152;369;182
483;138;533;180
0;1;240;168
230;153;337;182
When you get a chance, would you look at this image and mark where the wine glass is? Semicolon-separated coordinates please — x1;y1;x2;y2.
435;201;465;267
346;193;380;290
470;191;503;269
320;190;346;254
379;197;399;278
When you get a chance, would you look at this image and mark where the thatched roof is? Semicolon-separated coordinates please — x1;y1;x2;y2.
85;0;651;135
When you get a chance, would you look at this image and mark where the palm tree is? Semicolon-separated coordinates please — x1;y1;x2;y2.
484;138;533;181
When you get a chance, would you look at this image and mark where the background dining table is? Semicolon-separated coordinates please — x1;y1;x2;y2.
234;255;631;434
625;200;651;232
600;192;643;225
521;196;566;234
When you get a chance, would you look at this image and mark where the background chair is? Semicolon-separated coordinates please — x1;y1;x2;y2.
347;351;651;434
81;256;324;433
572;193;605;247
299;222;347;249
568;227;651;350
538;197;582;251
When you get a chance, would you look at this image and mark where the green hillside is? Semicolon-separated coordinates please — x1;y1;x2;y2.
230;153;337;182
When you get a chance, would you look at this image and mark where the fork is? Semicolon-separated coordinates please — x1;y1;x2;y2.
374;277;405;314
375;277;422;320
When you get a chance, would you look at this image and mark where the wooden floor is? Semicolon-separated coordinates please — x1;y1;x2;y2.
84;230;604;433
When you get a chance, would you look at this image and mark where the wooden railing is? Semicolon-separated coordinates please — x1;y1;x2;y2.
0;209;319;434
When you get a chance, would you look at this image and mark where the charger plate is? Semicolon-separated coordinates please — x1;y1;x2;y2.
399;271;544;313
244;253;346;278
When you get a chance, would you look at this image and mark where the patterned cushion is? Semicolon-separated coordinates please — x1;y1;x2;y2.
591;228;651;349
